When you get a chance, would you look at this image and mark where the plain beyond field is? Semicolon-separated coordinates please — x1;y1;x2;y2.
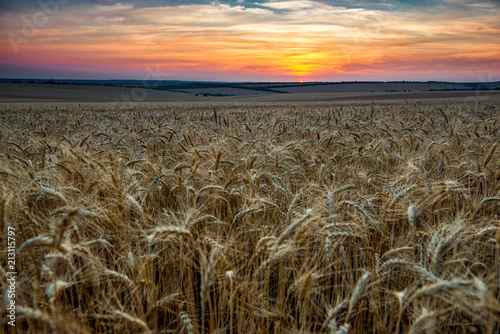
1;82;500;103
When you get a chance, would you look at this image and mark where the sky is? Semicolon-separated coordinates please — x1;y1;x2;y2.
0;0;499;82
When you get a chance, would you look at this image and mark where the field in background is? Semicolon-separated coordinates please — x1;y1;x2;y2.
2;82;500;102
0;84;214;103
1;99;500;333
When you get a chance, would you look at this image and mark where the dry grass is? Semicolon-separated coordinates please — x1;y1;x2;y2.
1;100;500;333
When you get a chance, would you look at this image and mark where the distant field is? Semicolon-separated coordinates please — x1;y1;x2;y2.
274;82;478;93
181;87;274;96
1;99;500;333
225;90;500;102
0;83;213;102
2;82;500;103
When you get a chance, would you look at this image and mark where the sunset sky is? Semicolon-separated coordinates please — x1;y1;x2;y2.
0;0;499;82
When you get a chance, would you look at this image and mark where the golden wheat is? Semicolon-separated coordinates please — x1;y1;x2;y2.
1;99;499;333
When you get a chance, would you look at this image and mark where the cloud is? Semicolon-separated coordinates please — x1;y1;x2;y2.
339;56;500;73
259;0;318;10
0;0;499;80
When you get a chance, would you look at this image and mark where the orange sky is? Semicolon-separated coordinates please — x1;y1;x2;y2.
0;0;499;81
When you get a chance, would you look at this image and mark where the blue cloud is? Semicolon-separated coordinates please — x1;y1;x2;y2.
1;0;498;12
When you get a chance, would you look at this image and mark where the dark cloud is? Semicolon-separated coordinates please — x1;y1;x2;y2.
0;1;248;12
326;0;500;10
1;0;498;13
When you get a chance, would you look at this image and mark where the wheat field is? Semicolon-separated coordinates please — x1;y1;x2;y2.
1;100;500;333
